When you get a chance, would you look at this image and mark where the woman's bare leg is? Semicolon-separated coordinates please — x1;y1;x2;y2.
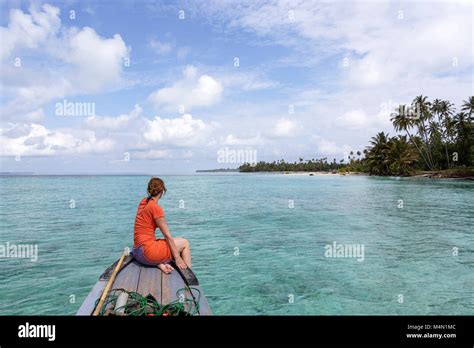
174;237;192;268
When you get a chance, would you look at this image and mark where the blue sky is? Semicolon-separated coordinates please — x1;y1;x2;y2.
0;0;472;174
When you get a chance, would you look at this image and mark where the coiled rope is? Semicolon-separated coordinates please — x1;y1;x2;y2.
95;286;201;316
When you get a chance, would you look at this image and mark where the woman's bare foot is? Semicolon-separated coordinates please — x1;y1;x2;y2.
157;263;173;274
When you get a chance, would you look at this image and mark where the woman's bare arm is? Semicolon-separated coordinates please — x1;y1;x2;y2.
155;217;187;269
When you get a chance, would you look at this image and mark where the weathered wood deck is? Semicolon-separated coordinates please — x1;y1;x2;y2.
77;256;211;315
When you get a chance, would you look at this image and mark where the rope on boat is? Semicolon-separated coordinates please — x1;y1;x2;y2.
94;286;201;316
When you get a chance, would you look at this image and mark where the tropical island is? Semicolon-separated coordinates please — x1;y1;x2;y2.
238;96;474;178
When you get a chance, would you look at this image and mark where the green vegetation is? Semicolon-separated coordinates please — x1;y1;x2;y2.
239;157;346;172
239;95;474;176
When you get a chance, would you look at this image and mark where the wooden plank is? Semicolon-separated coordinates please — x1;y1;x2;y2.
76;280;107;315
99;255;134;281
136;265;162;302
98;260;142;314
165;265;212;315
161;270;190;304
162;270;203;315
111;260;141;292
79;259;212;316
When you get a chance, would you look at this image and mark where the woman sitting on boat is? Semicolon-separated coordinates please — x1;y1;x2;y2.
132;177;191;274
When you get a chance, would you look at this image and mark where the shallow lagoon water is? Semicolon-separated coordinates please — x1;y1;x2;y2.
0;174;473;315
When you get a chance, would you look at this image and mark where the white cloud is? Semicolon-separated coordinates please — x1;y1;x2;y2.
133;149;171;159
338;110;369;129
1;105;216;159
0;4;129;122
86;104;142;130
197;1;472;86
86;105;216;149
272;118;298;137
221;134;264;146
220;71;279;91
0;4;61;59
143;113;214;147
24;109;46;122
133;149;194;160
312;136;351;156
149;38;172;55
148;65;223;111
60;27;128;92
0;123;114;156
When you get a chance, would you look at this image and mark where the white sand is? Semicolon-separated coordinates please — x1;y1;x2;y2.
282;171;366;176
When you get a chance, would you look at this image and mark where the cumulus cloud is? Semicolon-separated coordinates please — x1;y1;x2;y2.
60;27;128;92
221;134;265;146
0;123;114;156
0;4;129;122
0;4;61;59
338;110;369;129
185;0;473;154
85;104;217;154
143;113;215;147
148;65;223;112
86;104;142;130
1;105;216;159
312;136;351;156
272;118;298;137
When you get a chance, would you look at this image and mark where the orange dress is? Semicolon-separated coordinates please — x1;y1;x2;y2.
133;198;172;262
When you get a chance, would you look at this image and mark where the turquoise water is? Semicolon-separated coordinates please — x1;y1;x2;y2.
0;174;473;315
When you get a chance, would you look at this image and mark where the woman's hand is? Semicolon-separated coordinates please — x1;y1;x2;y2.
175;257;188;270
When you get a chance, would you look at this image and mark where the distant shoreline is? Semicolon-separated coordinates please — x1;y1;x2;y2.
281;171;364;176
247;170;474;180
1;170;472;180
195;169;239;173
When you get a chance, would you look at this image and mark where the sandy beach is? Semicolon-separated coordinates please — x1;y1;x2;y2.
282;171;367;176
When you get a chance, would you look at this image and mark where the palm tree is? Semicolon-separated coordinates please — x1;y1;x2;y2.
453;112;471;166
460;97;474;166
387;136;419;175
413;95;435;168
391;104;432;170
454;112;469;136
366;132;391;175
431;99;454;167
348;151;354;163
461;96;474;121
